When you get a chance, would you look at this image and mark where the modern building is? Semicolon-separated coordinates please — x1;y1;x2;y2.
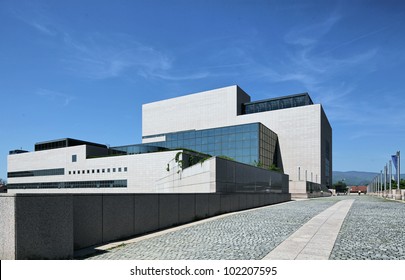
6;85;332;197
143;85;332;197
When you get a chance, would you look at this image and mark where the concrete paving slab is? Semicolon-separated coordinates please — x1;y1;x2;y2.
263;199;354;260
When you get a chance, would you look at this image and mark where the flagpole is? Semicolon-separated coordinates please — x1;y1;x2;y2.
374;177;376;195
389;160;392;198
372;177;375;194
375;176;377;194
380;170;384;196
396;151;402;200
384;165;387;197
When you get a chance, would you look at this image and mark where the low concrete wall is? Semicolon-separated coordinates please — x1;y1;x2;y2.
216;158;289;194
155;157;290;194
0;194;73;260
0;192;291;259
0;196;15;260
289;181;332;199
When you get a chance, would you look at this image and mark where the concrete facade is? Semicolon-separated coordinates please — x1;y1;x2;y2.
0;194;73;259
143;85;332;190
8;147;289;195
7;85;331;197
7;147;184;193
0;196;15;259
156;157;288;194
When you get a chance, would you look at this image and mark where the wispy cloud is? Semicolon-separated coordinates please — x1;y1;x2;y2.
284;14;341;47
243;15;384;132
10;3;215;81
27;21;56;36
152;72;210;81
9;1;58;36
36;88;76;106
61;33;174;80
320;22;396;56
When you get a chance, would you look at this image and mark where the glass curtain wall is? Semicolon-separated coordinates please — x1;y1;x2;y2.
243;93;313;114
146;123;278;168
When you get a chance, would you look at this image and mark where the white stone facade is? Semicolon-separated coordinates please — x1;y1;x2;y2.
7;145;181;193
143;85;332;188
7;85;331;195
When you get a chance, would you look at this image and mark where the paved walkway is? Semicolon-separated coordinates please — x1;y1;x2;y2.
263;199;354;259
82;196;405;260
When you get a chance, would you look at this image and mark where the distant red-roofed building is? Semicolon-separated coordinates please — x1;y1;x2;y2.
349;186;367;194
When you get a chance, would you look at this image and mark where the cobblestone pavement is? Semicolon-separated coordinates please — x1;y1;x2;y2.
85;196;405;260
330;195;405;260
86;199;335;260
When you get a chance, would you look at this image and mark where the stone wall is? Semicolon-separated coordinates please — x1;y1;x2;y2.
0;192;291;259
0;194;73;260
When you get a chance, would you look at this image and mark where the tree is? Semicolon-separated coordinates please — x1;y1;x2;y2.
0;178;6;193
333;180;347;193
391;179;405;189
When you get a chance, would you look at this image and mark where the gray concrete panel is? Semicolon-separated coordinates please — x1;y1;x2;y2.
215;157;289;194
238;193;247;210
159;194;179;229
215;157;225;180
230;194;240;212
0;195;15;259
15;195;73;259
252;194;260;208
102;195;134;243
73;195;103;250
208;194;221;216
195;194;209;219
134;194;159;235
178;194;195;224
220;194;232;213
258;194;265;207
246;193;255;209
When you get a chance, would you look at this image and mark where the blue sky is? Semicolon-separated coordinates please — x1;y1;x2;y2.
1;0;404;180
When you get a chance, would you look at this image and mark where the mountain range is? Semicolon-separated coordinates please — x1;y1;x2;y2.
332;171;405;186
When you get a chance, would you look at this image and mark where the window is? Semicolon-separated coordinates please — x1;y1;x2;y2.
124;167;127;172
107;168;110;173
102;169;105;173
113;168;116;172
118;168;122;172
7;179;127;190
69;171;71;175
72;155;77;162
